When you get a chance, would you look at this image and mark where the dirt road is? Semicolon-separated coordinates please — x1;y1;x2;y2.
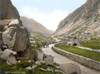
42;44;100;74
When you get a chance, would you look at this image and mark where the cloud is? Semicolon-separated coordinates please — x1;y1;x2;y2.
21;6;69;31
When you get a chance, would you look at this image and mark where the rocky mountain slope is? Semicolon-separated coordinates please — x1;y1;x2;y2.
21;16;53;36
0;0;34;64
53;0;100;40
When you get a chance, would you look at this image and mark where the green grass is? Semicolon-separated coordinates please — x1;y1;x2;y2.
0;59;62;74
80;38;100;50
0;59;34;74
31;63;62;74
56;45;100;62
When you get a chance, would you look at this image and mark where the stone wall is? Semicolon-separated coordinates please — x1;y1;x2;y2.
52;46;100;71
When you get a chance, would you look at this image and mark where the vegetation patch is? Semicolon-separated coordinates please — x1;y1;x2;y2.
0;59;34;74
30;33;55;50
0;59;62;74
80;38;100;50
56;45;100;62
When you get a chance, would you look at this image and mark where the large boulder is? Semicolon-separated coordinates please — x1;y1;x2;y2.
0;49;17;64
0;49;16;60
44;55;54;65
59;63;81;74
7;54;17;65
0;0;34;60
35;50;44;61
2;26;16;50
2;21;30;52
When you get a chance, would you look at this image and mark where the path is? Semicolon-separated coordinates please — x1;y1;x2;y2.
42;44;100;74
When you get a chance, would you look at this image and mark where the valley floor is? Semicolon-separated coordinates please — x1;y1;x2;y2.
42;44;100;74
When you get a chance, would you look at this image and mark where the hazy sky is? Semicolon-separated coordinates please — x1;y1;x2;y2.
11;0;86;31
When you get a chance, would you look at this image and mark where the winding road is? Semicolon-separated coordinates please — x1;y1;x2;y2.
42;44;100;74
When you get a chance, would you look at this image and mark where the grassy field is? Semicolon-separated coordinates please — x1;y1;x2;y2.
80;38;100;50
56;45;100;62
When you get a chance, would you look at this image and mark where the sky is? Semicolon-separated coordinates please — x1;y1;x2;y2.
11;0;86;31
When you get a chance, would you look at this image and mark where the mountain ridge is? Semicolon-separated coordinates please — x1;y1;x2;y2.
53;0;100;40
21;16;53;36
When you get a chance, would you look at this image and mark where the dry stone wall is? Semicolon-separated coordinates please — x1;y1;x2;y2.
53;46;100;71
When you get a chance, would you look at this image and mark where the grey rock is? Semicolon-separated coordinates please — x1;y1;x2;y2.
9;19;19;26
26;66;32;70
47;67;53;72
44;55;54;65
2;27;16;49
35;61;44;65
0;49;17;65
0;49;16;60
39;68;47;71
7;54;17;65
36;50;44;61
28;60;34;63
32;65;37;69
2;44;8;49
59;63;81;74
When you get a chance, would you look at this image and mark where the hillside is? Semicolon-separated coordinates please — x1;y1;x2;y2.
21;16;53;36
53;0;100;40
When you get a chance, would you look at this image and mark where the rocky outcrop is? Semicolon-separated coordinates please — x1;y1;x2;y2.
21;16;53;36
0;0;34;61
0;0;19;20
53;0;100;40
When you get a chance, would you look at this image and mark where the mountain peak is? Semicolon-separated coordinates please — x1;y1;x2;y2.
53;0;100;39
